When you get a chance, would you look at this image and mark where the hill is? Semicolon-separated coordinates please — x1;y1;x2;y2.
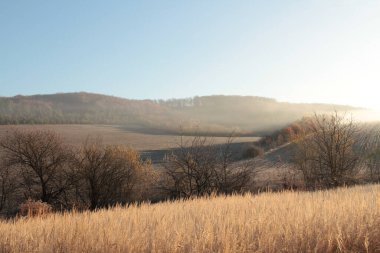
0;92;361;135
0;184;379;252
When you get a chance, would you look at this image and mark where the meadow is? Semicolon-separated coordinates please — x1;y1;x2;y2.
0;184;379;253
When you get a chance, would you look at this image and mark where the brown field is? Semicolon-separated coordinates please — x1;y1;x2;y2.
0;124;259;150
0;125;260;164
0;184;379;253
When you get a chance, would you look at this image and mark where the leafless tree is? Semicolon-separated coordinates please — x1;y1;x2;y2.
294;112;372;189
161;135;253;198
0;130;71;205
72;138;151;210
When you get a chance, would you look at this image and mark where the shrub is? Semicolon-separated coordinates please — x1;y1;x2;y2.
242;145;264;159
19;199;52;217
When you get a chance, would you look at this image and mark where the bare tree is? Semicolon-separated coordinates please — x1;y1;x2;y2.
294;112;368;189
72;138;151;210
0;130;71;205
161;135;253;198
215;137;253;193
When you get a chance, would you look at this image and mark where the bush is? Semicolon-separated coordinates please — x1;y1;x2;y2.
242;145;264;159
19;199;52;217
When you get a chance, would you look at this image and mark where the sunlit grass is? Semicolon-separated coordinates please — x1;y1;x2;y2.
1;185;379;253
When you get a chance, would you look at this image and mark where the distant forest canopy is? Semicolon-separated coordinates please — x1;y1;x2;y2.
0;92;361;136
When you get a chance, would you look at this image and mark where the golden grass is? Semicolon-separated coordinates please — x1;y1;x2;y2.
1;185;380;253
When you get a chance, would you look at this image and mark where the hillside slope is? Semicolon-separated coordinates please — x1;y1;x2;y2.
0;92;361;135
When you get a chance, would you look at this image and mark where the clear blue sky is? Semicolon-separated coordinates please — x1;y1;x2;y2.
1;1;379;109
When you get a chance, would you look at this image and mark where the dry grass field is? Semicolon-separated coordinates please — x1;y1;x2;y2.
0;184;379;253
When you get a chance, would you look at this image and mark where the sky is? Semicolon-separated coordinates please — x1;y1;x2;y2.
1;1;380;110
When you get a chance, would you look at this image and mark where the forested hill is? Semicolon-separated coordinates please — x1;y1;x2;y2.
0;92;361;135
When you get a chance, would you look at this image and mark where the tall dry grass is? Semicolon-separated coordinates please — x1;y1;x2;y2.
0;185;380;253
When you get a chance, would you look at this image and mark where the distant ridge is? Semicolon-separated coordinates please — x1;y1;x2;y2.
0;92;362;136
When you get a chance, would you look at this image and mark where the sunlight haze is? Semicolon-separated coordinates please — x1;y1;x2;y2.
1;1;379;110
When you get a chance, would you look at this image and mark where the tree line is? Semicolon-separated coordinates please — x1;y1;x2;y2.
0;92;358;136
0;130;254;216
